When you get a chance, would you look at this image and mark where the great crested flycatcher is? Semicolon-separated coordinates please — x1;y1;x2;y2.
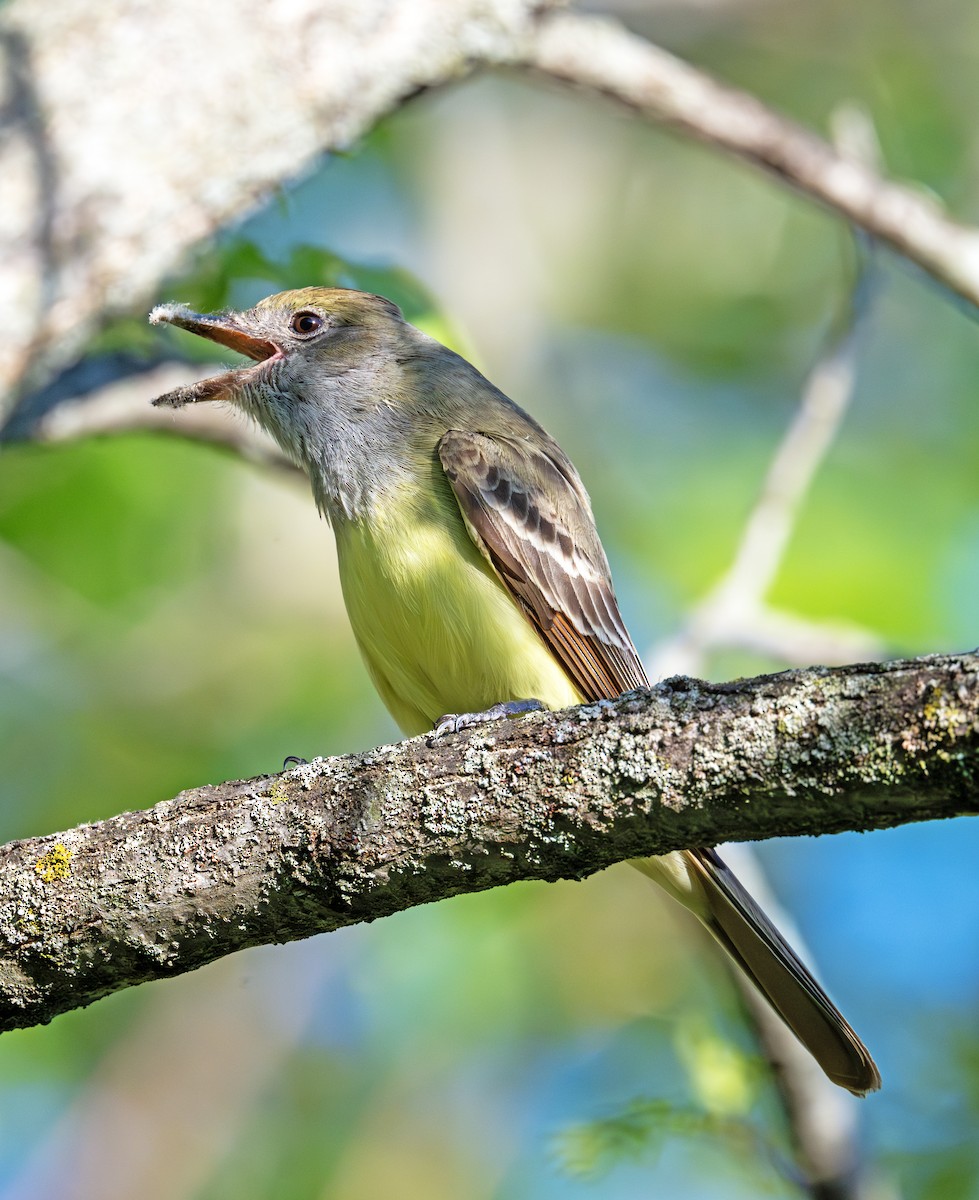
150;287;880;1095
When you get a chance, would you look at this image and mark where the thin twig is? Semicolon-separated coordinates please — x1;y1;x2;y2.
644;108;889;1199
650;233;879;681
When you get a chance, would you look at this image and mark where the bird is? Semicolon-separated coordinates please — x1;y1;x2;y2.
149;286;880;1095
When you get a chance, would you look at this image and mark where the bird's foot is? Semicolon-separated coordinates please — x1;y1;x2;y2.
428;698;545;745
282;756;308;769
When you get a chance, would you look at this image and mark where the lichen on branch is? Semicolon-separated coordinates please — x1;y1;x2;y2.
0;650;975;1034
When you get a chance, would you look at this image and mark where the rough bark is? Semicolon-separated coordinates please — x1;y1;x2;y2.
1;651;976;1034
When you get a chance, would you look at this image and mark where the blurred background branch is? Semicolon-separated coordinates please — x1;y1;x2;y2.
649;225;881;680
5;0;979;443
644;196;884;1195
0;0;565;411
528;12;979;311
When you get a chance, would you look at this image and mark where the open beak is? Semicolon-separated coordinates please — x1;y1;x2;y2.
148;304;282;408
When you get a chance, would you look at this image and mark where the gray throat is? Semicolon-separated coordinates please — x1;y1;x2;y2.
239;358;419;525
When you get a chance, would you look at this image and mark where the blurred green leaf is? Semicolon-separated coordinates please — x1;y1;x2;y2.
553;1095;784;1191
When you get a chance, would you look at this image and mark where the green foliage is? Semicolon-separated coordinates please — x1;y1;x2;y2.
553;1098;782;1189
92;240;448;362
167;238;439;325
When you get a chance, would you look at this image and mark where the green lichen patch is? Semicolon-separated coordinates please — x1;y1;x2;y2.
34;843;73;884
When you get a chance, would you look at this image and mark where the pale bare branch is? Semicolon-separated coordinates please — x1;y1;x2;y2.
5;3;979;429
527;12;979;310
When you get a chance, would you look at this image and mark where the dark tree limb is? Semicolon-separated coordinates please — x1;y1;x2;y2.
1;651;976;1034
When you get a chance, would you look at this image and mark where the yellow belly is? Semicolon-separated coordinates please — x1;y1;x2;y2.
334;482;581;737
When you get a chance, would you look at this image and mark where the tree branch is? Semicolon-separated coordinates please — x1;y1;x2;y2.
2;358;297;473
2;651;976;1035
6;3;979;427
527;12;979;310
0;0;565;406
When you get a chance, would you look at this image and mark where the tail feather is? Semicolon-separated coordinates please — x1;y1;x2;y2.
635;848;881;1096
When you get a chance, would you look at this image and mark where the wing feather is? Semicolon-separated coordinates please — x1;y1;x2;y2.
438;430;881;1093
438;429;647;702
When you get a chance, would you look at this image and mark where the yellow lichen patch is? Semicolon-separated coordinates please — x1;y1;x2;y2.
921;684;968;738
265;781;288;805
35;843;73;884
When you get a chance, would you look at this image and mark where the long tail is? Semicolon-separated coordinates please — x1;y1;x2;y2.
632;848;881;1096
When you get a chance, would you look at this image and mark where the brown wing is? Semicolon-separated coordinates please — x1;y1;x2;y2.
438;429;648;702
439;438;881;1095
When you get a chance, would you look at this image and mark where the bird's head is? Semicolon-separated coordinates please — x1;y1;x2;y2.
149;286;442;518
150;286;407;410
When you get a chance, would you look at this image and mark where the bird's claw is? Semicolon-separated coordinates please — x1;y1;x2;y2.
427;698;545;745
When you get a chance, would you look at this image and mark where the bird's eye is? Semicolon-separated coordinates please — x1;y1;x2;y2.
290;311;323;336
